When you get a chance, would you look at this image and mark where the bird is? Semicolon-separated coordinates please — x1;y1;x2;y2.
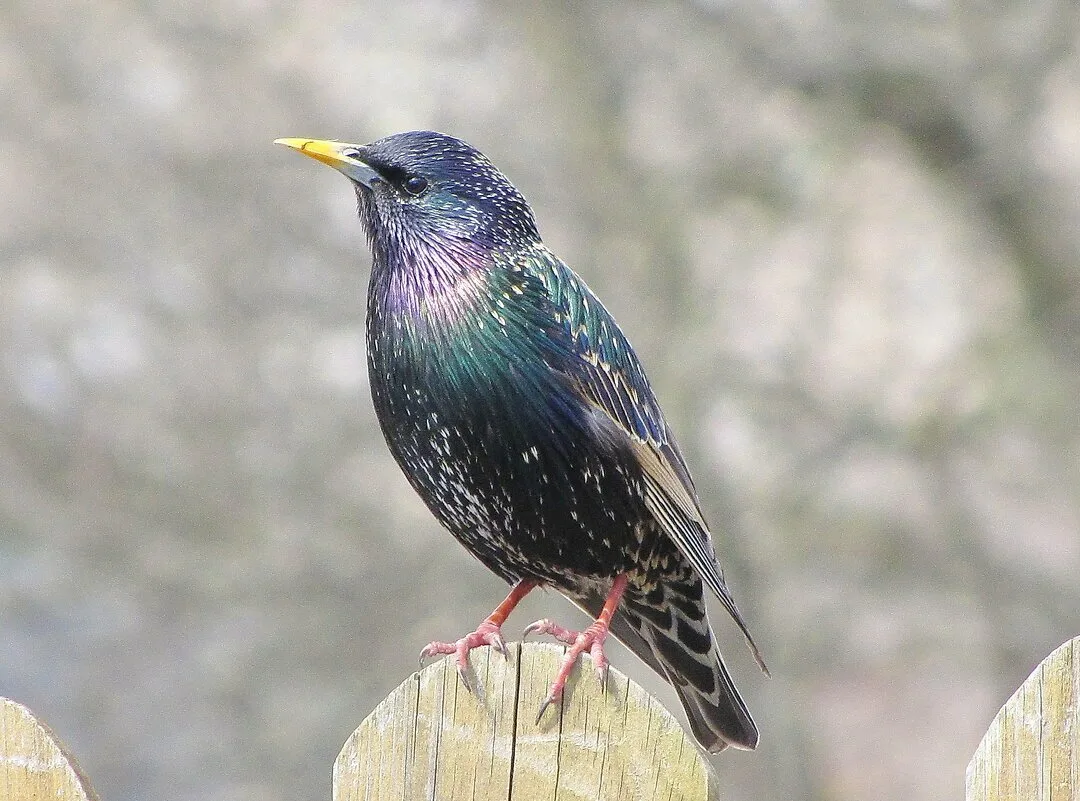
275;131;768;752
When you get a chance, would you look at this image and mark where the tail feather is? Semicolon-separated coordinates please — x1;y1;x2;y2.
621;586;758;752
570;578;759;752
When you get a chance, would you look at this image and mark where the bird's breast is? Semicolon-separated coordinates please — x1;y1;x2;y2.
362;252;655;581
365;253;565;428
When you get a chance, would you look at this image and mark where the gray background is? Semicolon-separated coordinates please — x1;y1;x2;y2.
3;2;1079;800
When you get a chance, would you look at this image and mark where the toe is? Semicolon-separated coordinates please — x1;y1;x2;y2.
419;641;451;664
522;619;545;639
523;618;579;645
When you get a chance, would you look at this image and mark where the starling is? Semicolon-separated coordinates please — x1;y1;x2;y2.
275;131;768;752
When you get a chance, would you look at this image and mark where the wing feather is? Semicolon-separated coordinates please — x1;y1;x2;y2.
527;247;766;669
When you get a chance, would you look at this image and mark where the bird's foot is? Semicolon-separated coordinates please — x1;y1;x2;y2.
417;579;538;693
524;617;613;722
419;621;509;693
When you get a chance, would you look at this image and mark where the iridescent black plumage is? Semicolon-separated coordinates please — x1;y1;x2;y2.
278;131;766;752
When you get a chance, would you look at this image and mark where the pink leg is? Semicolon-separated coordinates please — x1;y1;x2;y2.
420;579;537;691
524;574;629;721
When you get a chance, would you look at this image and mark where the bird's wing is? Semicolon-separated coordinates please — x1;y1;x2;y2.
528;249;765;667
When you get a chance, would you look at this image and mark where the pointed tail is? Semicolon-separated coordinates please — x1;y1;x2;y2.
615;582;759;752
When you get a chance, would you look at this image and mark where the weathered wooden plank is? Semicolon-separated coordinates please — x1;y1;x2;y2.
334;642;719;801
0;698;98;801
966;636;1079;801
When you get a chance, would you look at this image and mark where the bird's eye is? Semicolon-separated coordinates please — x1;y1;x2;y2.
341;148;363;160
402;175;429;196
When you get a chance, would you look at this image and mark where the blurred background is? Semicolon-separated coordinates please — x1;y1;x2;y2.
3;1;1079;800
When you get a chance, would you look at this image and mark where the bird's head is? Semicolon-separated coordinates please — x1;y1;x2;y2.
276;131;540;259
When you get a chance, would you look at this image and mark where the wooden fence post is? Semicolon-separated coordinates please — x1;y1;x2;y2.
333;641;720;801
966;636;1079;801
0;697;98;801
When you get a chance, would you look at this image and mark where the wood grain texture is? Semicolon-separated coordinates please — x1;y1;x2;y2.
966;636;1079;801
334;642;719;801
0;698;98;801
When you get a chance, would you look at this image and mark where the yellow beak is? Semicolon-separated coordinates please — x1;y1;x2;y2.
274;138;381;187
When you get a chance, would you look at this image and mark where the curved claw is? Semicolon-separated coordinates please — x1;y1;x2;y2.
456;661;474;694
418;642;440;666
594;655;609;689
488;630;509;659
535;690;560;724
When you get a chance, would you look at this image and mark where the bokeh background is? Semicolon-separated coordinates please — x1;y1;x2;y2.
4;2;1079;800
